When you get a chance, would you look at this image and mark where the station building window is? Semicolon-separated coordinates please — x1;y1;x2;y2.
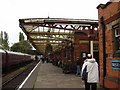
113;24;120;57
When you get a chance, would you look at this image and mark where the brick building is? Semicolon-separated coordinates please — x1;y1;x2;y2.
97;1;120;89
74;32;99;64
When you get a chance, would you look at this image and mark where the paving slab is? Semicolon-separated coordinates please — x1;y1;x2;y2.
34;63;84;89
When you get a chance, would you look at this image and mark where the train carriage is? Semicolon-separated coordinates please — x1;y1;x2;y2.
0;50;7;69
0;49;33;73
6;51;25;67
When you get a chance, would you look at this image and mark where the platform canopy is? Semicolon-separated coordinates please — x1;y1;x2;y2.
19;18;98;55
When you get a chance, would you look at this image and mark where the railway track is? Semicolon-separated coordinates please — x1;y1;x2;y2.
2;60;40;90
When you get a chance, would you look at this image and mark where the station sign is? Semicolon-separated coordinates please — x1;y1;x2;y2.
111;60;120;70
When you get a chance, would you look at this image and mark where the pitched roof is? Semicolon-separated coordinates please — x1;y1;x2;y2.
97;2;112;9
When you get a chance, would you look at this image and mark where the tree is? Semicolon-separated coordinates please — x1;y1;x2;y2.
3;32;9;50
11;32;32;53
0;31;3;49
0;31;9;50
19;32;24;42
10;42;20;52
11;40;32;53
0;31;3;43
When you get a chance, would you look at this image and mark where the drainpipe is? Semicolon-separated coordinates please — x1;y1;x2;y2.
100;16;106;88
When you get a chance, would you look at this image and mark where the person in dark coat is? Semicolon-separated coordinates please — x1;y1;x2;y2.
76;57;81;75
41;57;44;63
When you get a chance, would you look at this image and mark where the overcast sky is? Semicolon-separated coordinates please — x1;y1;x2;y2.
0;0;109;46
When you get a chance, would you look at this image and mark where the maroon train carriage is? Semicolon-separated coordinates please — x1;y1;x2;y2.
23;53;32;63
0;50;7;69
6;51;24;67
0;50;33;73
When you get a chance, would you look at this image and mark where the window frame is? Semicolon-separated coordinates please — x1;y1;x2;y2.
112;23;120;57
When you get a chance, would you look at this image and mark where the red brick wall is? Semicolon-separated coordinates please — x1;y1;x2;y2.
105;79;119;89
74;33;89;63
74;32;99;64
98;2;120;89
98;3;119;21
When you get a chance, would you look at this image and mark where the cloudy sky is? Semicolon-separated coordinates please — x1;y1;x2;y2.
0;0;109;46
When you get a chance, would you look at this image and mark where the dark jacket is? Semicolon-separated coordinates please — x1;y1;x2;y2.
76;59;80;65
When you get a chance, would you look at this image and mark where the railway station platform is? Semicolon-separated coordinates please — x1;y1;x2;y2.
34;62;84;89
18;61;104;90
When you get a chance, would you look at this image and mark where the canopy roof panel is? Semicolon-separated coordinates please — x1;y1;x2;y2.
19;18;98;54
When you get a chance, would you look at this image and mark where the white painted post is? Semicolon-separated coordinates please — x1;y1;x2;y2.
90;40;94;58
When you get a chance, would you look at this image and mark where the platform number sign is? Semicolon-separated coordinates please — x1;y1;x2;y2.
111;60;120;70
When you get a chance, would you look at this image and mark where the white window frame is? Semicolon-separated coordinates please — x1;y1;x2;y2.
115;28;120;37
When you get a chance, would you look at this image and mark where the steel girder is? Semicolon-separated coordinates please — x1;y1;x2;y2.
19;18;98;54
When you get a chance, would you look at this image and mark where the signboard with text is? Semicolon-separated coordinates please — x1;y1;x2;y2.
111;60;120;70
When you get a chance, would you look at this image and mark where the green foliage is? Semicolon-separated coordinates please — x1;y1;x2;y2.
0;31;3;49
0;31;9;50
19;32;24;42
0;31;3;43
11;40;32;53
3;32;9;50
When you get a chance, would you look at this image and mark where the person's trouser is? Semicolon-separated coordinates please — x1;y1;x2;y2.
76;65;80;75
84;81;97;90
